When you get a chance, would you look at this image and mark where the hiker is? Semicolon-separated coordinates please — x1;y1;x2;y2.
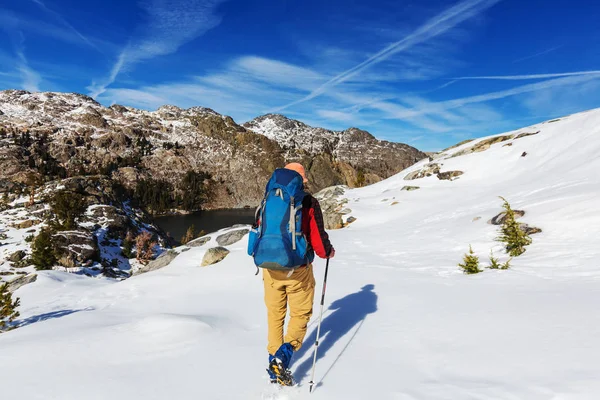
247;162;335;385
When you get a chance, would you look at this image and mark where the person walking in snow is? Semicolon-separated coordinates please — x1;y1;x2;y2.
247;162;335;385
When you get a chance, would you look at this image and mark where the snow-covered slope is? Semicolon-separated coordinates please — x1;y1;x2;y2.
2;109;600;399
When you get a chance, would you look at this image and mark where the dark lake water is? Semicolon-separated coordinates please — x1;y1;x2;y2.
154;209;256;242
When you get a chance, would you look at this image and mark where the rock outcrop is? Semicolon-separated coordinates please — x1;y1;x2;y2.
0;91;425;210
201;247;230;267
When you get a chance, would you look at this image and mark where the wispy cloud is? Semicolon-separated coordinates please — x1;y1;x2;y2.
29;0;98;50
454;70;600;80
89;0;226;98
273;0;502;112
15;49;42;92
513;45;562;64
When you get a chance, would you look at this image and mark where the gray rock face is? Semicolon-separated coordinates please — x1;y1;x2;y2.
8;250;26;263
404;163;440;180
313;186;349;230
7;273;37;292
135;250;179;275
52;230;99;264
216;229;249;246
437;171;464;181
489;210;525;225
401;186;420;191
187;235;211;247
201;247;230;267
0;91;424;210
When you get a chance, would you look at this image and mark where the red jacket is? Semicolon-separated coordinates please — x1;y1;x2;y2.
301;195;334;259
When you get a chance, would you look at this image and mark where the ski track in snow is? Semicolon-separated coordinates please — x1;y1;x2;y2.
1;109;600;399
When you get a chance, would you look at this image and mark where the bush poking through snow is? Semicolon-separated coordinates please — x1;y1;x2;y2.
459;245;482;274
0;282;20;331
497;197;532;257
31;228;57;270
135;231;156;264
501;258;512;270
488;251;501;269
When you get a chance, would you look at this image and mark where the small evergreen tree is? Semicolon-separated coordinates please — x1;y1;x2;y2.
501;258;512;270
50;190;87;230
497;197;532;257
1;283;21;331
31;228;57;270
121;232;135;259
488;250;501;269
180;224;196;244
458;245;482;274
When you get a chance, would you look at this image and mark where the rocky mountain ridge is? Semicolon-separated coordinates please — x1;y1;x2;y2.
0;90;426;209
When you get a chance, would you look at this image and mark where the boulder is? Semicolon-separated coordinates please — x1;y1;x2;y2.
216;229;249;246
9;250;26;263
187;235;211;247
134;250;179;275
520;224;542;235
489;210;525;225
7;273;37;292
201;247;230;267
313;186;349;230
404;163;440;180
11;219;40;229
52;230;100;264
401;186;420;191
437;171;464;181
515;131;539;139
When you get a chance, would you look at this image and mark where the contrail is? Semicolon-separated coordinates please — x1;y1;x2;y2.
273;0;503;112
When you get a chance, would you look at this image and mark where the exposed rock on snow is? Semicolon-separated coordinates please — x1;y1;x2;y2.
7;273;37;292
134;250;179;275
489;210;525;225
201;247;230;266
403;163;440;180
8;250;26;263
216;229;249;246
401;186;420;191
187;235;211;247
52;230;99;265
313;186;350;230
437;170;464;181
452;134;514;157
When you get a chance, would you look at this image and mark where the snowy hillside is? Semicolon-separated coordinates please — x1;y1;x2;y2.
1;109;600;399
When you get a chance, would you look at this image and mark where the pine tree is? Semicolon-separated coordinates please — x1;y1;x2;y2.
497;197;532;257
488;250;501;269
1;283;21;331
458;245;482;274
180;224;196;244
31;228;57;270
121;232;135;259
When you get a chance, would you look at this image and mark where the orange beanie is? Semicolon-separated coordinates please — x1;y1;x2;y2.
284;163;308;183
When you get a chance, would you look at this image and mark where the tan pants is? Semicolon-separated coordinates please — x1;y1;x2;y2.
263;264;316;355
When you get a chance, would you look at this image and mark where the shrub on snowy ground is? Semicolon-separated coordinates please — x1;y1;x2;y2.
135;231;156;264
497;197;532;257
501;258;512;270
458;245;482;274
487;250;501;269
31;228;58;270
181;224;196;245
0;283;20;331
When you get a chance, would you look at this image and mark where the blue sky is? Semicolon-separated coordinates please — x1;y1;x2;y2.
1;0;599;150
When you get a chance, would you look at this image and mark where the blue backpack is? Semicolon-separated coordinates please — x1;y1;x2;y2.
247;168;315;270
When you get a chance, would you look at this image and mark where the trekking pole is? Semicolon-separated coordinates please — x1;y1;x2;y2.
308;256;331;393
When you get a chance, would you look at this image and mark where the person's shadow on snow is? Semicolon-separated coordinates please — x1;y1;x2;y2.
292;284;378;383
